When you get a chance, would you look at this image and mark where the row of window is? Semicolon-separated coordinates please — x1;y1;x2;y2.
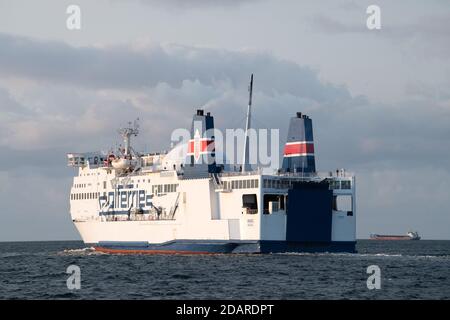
132;179;151;184
152;184;179;194
261;179;352;190
224;179;259;190
328;180;352;190
73;183;179;200
80;172;101;177
71;156;105;166
71;192;100;200
75;179;350;193
242;193;354;215
263;179;293;189
77;178;153;190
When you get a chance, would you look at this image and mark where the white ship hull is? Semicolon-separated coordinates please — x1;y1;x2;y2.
70;167;356;254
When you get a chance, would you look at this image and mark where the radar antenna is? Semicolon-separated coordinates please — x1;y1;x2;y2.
118;118;139;156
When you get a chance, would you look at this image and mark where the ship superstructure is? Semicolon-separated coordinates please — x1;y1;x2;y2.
67;76;357;254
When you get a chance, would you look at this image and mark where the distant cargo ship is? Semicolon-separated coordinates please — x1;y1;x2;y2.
370;231;421;241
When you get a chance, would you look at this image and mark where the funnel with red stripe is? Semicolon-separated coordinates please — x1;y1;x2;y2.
281;112;316;173
184;109;218;177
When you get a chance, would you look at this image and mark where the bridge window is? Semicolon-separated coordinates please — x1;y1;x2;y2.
263;194;285;214
341;180;351;189
242;194;258;214
328;180;340;189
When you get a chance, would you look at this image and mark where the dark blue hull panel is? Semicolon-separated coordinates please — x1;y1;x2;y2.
93;240;357;254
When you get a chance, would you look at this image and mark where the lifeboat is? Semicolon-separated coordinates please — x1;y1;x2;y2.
111;157;137;170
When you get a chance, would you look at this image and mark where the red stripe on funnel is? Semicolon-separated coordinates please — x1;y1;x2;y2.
284;142;314;156
187;139;214;154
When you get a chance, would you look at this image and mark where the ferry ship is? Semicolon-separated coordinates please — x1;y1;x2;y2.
370;231;420;241
67;75;357;254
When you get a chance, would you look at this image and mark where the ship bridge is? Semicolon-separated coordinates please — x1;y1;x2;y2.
67;152;107;168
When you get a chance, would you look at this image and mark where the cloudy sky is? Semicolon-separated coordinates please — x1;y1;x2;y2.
0;0;449;240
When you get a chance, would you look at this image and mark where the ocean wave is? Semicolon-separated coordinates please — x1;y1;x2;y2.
58;247;105;256
0;252;26;258
275;252;450;259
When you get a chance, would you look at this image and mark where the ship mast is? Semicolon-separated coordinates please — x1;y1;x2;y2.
118;119;139;156
242;74;253;172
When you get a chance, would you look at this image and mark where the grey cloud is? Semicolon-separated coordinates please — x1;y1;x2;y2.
308;11;450;58
393;14;450;39
0;87;33;116
131;0;261;9
1;32;450;174
0;33;350;104
308;14;366;34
